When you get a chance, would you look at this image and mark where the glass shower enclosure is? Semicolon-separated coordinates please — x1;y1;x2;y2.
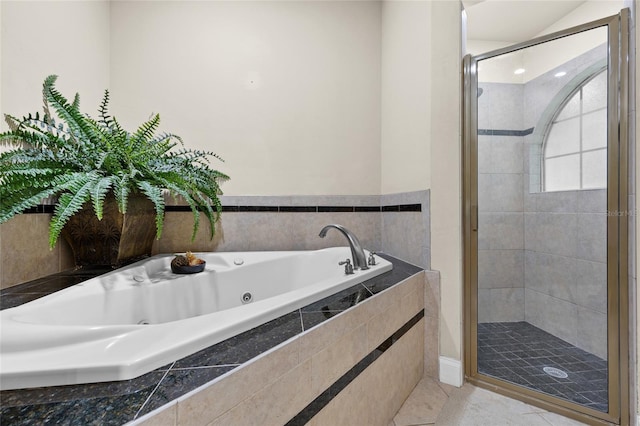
463;9;630;425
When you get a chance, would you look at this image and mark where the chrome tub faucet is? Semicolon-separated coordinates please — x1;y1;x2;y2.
318;224;369;270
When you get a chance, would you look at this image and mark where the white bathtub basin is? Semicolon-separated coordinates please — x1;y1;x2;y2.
0;247;391;390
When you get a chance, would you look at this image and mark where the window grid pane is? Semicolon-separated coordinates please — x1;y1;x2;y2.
582;148;607;189
543;69;607;191
545;154;581;192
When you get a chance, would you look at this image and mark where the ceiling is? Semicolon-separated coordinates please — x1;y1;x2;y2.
462;0;586;43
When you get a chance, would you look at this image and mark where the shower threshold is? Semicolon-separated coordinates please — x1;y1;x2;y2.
477;322;608;413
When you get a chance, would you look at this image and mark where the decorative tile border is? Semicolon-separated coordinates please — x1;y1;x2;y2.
148;204;423;213
21;205;55;214
354;206;382;212
478;127;534;137
19;203;422;215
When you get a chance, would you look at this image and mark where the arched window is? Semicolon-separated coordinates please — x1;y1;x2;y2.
543;69;607;192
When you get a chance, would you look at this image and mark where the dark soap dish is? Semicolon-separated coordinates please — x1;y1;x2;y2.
171;261;206;274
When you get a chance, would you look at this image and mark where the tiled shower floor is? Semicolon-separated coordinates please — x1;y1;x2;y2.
477;322;608;413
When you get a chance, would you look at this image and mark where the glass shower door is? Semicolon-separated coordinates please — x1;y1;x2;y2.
464;10;629;425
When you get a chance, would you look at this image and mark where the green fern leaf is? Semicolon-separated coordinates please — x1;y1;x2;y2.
193;192;217;239
2;75;228;247
71;93;80;111
91;176;113;220
161;180;200;241
130;114;160;148
113;174;131;214
42;75;102;148
137;180;165;239
48;178;96;248
0;187;58;223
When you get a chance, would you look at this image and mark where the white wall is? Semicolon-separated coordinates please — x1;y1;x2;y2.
522;0;622;83
2;0;441;198
539;0;625;36
109;1;382;196
429;0;463;363
1;1;110;131
380;0;431;194
0;0;110;287
469;0;624;84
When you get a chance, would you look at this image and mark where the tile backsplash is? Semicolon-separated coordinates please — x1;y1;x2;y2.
0;191;430;289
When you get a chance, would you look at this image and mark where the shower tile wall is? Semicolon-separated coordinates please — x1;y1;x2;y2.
523;192;607;359
523;46;608;359
478;45;608;359
477;83;525;323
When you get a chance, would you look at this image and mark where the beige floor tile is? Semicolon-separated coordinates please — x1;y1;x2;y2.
462;385;546;414
436;381;457;396
432;384;585;426
452;407;549;426
393;377;448;426
391;379;591;426
537;412;588;425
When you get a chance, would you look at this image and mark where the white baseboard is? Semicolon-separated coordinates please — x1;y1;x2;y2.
439;356;463;387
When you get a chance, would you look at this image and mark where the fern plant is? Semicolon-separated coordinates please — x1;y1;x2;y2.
0;75;229;249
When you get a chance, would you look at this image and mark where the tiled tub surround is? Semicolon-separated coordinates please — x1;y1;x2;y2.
0;191;430;289
0;248;393;390
0;255;431;426
380;191;431;270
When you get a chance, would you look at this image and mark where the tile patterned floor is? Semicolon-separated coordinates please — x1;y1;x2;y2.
392;377;588;426
477;322;608;413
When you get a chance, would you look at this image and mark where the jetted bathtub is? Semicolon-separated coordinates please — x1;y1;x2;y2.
0;247;391;390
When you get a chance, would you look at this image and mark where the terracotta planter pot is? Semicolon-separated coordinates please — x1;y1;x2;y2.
61;193;158;267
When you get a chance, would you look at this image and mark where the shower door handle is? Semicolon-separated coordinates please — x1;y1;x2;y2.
471;205;478;232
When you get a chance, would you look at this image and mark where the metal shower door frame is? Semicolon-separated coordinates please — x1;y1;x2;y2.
462;9;630;425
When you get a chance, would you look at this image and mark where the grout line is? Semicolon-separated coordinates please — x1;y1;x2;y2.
169;364;240;371
534;412;555;426
134;361;175;420
395;421;436;426
362;283;375;296
436;381;455;397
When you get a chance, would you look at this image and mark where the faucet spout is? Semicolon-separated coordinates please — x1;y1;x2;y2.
319;224;369;270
